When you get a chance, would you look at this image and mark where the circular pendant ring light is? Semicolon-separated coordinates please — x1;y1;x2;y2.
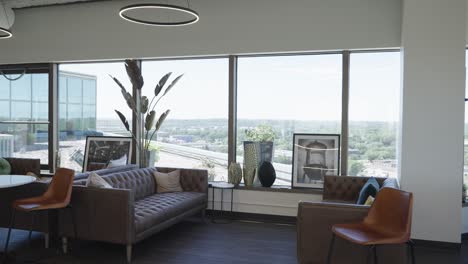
119;3;199;26
0;27;12;39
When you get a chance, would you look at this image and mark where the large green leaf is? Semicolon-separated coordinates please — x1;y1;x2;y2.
145;110;156;131
141;96;149;113
155;110;170;131
110;75;125;90
163;74;183;96
115;110;130;131
110;75;135;111
125;59;144;90
154;72;172;97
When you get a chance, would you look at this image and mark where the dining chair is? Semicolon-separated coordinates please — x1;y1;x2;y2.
327;187;414;264
3;168;76;257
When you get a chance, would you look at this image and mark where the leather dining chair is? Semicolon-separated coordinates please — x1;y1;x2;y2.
3;168;76;257
327;187;414;264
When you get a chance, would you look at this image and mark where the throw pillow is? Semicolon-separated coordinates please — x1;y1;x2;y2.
364;196;375;206
86;172;113;189
382;178;398;189
356;177;380;205
0;158;11;175
107;155;128;168
153;170;183;193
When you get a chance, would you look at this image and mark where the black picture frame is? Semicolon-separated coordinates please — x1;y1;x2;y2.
83;136;133;172
291;133;340;189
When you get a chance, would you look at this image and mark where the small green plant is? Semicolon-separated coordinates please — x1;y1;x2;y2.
245;124;276;142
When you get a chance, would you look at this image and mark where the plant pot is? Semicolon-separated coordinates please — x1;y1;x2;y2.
142;150;158;168
243;141;274;186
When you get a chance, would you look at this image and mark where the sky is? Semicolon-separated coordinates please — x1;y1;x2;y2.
59;52;401;122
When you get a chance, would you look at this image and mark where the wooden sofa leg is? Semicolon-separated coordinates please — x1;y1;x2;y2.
126;244;132;263
201;209;208;223
44;233;49;249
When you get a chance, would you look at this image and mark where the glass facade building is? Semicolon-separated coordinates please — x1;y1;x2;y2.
0;71;96;165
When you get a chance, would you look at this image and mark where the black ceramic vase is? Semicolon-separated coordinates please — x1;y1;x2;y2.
258;161;276;187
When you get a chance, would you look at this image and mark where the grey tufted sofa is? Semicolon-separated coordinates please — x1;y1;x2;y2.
60;166;208;263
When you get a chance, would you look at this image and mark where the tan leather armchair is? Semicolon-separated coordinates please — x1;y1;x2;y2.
297;175;406;264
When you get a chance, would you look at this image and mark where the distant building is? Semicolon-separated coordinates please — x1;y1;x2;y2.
59;71;97;139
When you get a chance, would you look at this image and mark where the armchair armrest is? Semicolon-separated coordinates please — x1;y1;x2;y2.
297;201;369;264
59;186;135;245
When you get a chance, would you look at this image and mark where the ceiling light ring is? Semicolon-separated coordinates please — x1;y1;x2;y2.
0;27;12;39
119;3;199;26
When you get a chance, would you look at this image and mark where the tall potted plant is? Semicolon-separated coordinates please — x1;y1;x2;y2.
243;124;275;186
110;59;183;167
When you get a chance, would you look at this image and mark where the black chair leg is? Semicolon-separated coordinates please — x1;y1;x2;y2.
4;209;16;256
68;206;77;240
407;240;416;264
373;245;378;264
326;233;336;264
28;212;35;244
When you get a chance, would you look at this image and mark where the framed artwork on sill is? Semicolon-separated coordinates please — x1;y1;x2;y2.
83;136;133;172
292;133;340;189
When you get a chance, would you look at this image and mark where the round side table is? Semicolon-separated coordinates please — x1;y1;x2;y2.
211;182;235;223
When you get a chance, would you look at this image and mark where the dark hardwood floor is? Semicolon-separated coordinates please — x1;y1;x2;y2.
0;219;466;263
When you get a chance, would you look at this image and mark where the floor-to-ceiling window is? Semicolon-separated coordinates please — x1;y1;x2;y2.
141;58;229;181
236;54;343;185
58;62;131;172
348;51;400;178
0;66;50;166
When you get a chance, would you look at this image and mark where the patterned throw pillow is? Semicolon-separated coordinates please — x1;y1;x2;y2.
356;177;380;205
86;172;113;189
153;170;183;193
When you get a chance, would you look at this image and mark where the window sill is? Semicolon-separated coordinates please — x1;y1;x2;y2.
209;181;323;195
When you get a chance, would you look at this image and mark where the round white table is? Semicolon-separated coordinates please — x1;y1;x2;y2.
0;175;36;189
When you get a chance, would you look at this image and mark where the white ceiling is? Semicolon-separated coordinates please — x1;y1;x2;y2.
3;0;105;9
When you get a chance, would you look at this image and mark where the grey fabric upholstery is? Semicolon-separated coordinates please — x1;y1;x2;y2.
74;164;139;181
104;167;157;200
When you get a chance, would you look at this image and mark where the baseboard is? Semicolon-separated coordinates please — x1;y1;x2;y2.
413;239;461;250
206;210;296;225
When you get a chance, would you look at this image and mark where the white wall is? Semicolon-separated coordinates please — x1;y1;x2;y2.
399;0;466;243
0;0;402;64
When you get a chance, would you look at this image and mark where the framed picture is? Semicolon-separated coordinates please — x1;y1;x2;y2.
292;133;340;188
83;136;133;172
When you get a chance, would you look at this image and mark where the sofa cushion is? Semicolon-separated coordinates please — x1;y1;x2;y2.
86;172;113;189
356;177;380;205
134;192;206;234
104;167;157;200
153;170;183;193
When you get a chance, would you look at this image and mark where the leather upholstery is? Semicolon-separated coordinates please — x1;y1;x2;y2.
4;157;41;176
59;167;208;246
333;187;413;245
103;167;157;200
297;176;406;264
74;164;139;181
323;175;398;203
158;167;208;194
134;192;206;234
13;168;75;211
